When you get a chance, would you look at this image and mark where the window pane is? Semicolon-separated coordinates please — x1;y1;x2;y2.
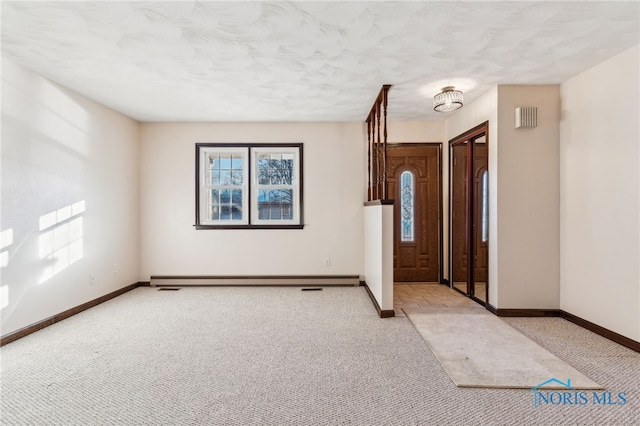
258;205;269;220
257;190;270;219
282;203;293;220
258;189;288;220
205;169;220;185
219;154;231;169
280;165;293;184
258;154;269;184
231;189;242;205
270;154;281;169
256;153;294;185
220;205;231;220
400;171;414;242
232;170;243;185
258;190;269;202
208;189;219;204
281;189;293;220
270;204;281;219
231;205;243;220
282;154;294;169
231;156;243;170
220;189;230;204
220;171;231;185
255;189;294;221
209;205;219;221
281;189;293;204
207;190;220;220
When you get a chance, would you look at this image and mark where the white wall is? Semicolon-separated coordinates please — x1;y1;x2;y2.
139;122;365;278
1;59;140;336
560;45;640;341
495;85;561;309
364;203;394;311
387;121;444;143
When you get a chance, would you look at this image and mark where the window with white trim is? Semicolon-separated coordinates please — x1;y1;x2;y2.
196;143;303;229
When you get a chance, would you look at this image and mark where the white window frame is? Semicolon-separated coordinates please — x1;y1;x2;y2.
198;147;249;226
195;143;303;229
251;147;301;226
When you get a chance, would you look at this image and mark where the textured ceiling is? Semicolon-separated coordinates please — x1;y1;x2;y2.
2;1;639;122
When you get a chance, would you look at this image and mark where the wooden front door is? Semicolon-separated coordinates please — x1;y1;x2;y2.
387;144;441;282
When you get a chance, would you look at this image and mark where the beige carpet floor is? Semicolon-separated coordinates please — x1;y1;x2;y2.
404;306;602;389
1;286;639;425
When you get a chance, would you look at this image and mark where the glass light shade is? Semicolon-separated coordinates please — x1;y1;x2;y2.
433;86;463;112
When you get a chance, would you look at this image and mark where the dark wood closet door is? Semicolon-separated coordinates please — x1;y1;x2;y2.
451;143;468;288
473;144;489;283
387;145;440;282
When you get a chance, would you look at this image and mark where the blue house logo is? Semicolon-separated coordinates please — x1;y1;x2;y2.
532;378;574;407
532;378;628;408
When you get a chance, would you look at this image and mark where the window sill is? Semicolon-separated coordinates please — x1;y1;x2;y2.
194;224;305;230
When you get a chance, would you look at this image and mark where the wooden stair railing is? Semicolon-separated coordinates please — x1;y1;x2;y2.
366;85;391;201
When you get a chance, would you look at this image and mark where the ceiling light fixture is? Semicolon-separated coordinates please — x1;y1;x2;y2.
433;86;463;112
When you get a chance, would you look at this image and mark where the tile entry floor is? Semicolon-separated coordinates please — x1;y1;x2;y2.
393;283;481;316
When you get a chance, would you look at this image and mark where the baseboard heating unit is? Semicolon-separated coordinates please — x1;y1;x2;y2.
150;275;361;287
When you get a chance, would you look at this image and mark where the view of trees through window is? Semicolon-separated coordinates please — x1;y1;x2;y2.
257;153;294;220
207;153;245;221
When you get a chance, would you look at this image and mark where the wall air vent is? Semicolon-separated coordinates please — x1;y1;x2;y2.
515;107;537;128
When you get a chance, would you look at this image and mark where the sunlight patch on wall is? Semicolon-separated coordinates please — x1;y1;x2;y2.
0;228;14;310
38;201;85;284
2;60;92;157
0;228;13;267
0;285;8;311
34;79;92;156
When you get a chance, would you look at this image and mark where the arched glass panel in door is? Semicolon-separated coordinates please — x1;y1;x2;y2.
400;170;414;242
